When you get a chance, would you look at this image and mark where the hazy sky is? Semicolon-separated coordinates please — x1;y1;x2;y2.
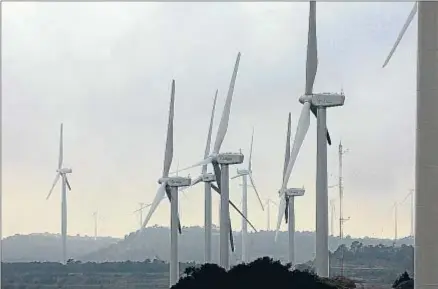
2;2;417;239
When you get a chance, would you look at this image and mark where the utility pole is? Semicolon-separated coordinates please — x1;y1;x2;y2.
338;141;350;276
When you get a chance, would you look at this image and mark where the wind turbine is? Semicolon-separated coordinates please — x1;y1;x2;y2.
230;129;264;263
265;198;277;231
141;80;191;287
392;201;398;246
400;189;414;237
176;52;252;269
275;112;305;267
280;2;345;277
186;89;256;264
46;123;73;265
382;3;438;286
134;203;151;231
92;211;98;240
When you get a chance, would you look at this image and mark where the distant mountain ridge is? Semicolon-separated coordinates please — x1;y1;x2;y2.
2;228;413;264
80;226;414;265
2;233;120;262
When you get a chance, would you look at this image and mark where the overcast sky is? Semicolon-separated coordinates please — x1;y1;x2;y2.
2;2;417;239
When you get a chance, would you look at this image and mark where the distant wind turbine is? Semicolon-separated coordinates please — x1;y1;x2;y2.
134;203;151;231
46;123;73;265
400;189;414;237
275;112;305;267
265;198;277;231
92;211;98;240
231;129;264;263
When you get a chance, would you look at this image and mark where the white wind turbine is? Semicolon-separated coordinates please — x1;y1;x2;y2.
230;129;264;263
176;52;250;269
141;80;191;287
186;88;257;265
280;2;345;277
46;123;73;265
92;211;98;240
382;3;438;286
265;198;277;231
134;203;151;231
275;112;305;267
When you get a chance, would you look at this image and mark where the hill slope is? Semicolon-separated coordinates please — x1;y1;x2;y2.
2;233;120;262
80;226;413;265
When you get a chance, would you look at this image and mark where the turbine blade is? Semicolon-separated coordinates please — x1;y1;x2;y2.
213;52;241;154
382;2;418;68
275;194;286;242
203;90;218;174
142;183;167;229
162;80;175;178
172;157;212;175
305;1;318;95
248;128;254;172
310;105;332;145
46;173;61;200
305;2;331;146
249;173;264;211
282;102;311;190
213;162;222;190
229;221;235;252
133;203;152;213
285;197;290;224
230;174;240;180
58;123;63;169
282;113;291;182
165;185;183;234
64;175;72;191
210;183;257;232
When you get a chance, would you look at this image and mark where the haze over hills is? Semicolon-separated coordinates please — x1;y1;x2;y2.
80;226;413;264
2;227;413;264
1;233;120;262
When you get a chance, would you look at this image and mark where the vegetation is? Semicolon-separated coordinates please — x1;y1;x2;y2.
392;272;413;289
329;241;413;284
174;257;347;289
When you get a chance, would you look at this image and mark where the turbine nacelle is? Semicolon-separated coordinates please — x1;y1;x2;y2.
299;93;345;108
158;176;191;187
236;168;250;175
57;168;72;174
216;152;244;165
279;188;306;197
201;173;216;183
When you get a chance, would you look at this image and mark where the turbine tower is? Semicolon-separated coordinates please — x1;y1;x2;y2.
46;123;73;265
231;129;264;263
176;52;249;269
401;189;414;237
141;80;191;287
382;3;438;287
265;198;277;231
281;2;345;276
93;211;98;240
275;112;305;267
